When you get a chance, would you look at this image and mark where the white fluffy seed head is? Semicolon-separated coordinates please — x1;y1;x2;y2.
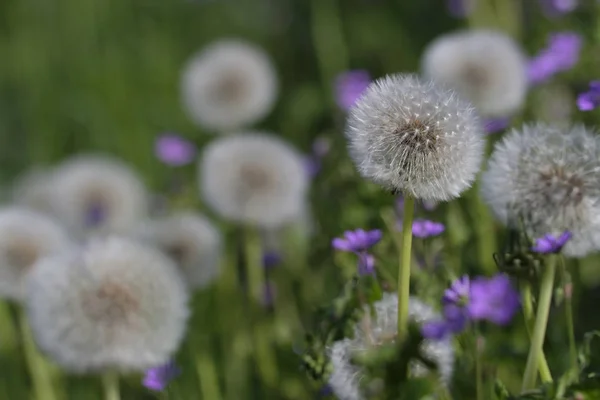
50;155;149;238
135;212;223;290
26;236;189;373
346;74;484;201
421;29;527;117
181;39;278;132
11;167;57;216
481;124;600;257
0;207;72;302
327;294;455;400
199;132;309;228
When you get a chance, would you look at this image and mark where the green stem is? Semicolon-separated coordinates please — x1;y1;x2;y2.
196;350;222;400
521;284;553;383
472;183;496;275
560;259;578;377
102;371;120;400
521;255;557;392
19;309;57;400
475;329;483;400
397;195;415;344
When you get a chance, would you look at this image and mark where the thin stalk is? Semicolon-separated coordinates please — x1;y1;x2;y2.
19;309;57;400
102;371;120;400
521;255;557;391
475;333;483;400
196;351;222;400
560;258;578;376
520;284;552;383
397;195;415;344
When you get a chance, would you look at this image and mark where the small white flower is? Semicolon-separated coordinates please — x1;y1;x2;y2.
199;132;309;228
50;155;149;238
327;294;455;400
346;74;484;201
0;207;72;302
481;123;600;257
135;212;222;290
26;236;189;372
422;29;527;117
181;39;278;132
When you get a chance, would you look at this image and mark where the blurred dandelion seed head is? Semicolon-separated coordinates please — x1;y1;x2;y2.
327;294;455;400
346;74;484;201
26;236;189;372
422;29;527;117
11;168;57;216
135;212;222;290
481;123;600;257
199;132;308;228
0;207;71;302
181;39;278;132
50;155;149;238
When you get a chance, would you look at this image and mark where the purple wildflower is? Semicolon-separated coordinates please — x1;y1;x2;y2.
528;32;582;85
484;117;511;134
412;219;445;238
531;231;572;253
155;134;197;167
143;361;181;391
334;70;371;110
446;0;474;17
540;0;578;17
332;229;382;276
312;137;331;158
332;229;382;252
304;137;331;178
304;156;322;178
263;251;282;269
577;81;600;111
468;275;520;325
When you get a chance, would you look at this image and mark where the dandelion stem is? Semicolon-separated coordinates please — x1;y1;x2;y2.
521;284;552;382
397;195;414;344
19;309;57;400
521;254;556;391
102;371;120;400
560;258;578;377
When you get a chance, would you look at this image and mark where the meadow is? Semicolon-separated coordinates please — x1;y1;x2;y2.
1;0;600;399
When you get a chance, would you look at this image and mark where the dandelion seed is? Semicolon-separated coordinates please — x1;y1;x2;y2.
422;30;527;117
181;39;278;132
346;74;484;201
26;236;189;372
481;123;600;257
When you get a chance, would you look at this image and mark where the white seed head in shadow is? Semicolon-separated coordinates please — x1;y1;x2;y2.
25;236;189;372
135;212;222;290
181;39;278;132
327;294;455;400
199;132;308;228
346;74;484;201
481;123;600;257
0;207;72;302
50;155;149;238
422;29;527;117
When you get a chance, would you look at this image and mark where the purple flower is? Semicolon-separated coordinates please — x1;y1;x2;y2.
528;32;582;85
332;229;382;252
332;229;382;276
531;231;572;253
540;0;578;17
577;81;600;111
443;275;470;305
446;0;474;17
155;134;197;167
412;219;445;238
304;137;331;178
484;117;511;134
334;70;371;111
468;275;520;325
421;320;449;340
312;137;331;158
263;251;282;269
143;361;181;391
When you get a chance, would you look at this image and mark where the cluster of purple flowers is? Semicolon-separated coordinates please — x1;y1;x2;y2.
422;274;521;340
332;229;382;275
577;81;600;111
411;219;445;239
528;32;582;85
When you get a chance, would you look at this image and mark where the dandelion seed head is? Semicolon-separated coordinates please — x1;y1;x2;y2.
26;236;189;372
422;30;527;117
327;294;455;400
481;123;600;257
199;132;308;228
346;74;484;201
181;39;278;132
